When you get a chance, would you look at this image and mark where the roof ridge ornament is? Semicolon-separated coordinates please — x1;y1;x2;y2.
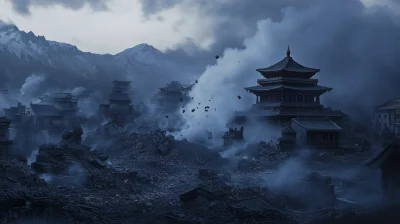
286;45;291;57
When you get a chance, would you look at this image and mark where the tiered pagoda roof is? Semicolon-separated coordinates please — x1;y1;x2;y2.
245;85;332;93
256;46;320;79
109;80;132;104
291;118;343;131
235;46;347;122
39;93;78;102
30;103;62;117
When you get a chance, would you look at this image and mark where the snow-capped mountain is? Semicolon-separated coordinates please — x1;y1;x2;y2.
0;23;192;96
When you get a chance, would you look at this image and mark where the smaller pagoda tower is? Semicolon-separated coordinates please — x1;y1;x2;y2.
109;80;132;106
99;80;135;125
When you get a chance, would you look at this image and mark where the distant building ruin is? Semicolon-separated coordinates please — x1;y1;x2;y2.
153;81;193;112
222;127;244;146
98;80;135;126
366;136;400;199
0;117;12;156
30;93;79;132
3;102;28;119
373;98;400;135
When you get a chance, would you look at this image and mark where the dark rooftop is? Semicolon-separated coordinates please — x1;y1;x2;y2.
375;98;400;110
245;85;332;92
30;103;62;117
282;125;296;133
292;118;342;131
365;136;400;169
256;47;320;78
179;187;219;202
235;109;346;118
0;117;11;125
39;93;77;102
112;80;132;84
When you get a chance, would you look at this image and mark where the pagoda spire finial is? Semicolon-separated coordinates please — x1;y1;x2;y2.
286;45;291;57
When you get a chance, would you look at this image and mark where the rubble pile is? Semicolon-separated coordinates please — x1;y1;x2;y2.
171;184;299;224
31;144;108;174
256;141;291;160
109;130;223;169
115;130;174;155
29;144;130;190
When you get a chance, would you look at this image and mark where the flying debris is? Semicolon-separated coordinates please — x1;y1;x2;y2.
205;106;210;112
198;103;201;105
165;116;169;118
215;55;220;59
195;80;198;83
196;107;198;109
182;110;185;113
237;95;241;100
180;98;183;102
191;97;193;99
215;108;216;111
191;109;195;112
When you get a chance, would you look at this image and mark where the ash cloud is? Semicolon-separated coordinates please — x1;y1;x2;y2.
140;0;321;74
19;74;46;103
7;0;110;15
172;0;400;140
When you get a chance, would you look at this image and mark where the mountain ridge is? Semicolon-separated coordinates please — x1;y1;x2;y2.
0;23;190;97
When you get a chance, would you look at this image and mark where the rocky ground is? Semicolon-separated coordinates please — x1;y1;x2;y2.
0;130;398;224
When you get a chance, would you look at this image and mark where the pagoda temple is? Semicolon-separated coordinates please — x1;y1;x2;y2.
234;47;346;126
97;80;135;126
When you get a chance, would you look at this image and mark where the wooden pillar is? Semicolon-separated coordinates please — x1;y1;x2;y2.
316;96;320;104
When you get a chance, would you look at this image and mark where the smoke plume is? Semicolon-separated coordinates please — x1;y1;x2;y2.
175;0;400;140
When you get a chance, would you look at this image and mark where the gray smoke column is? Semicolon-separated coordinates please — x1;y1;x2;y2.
176;0;400;140
19;74;46;105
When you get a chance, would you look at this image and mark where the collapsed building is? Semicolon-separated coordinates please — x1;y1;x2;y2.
366;136;400;199
222;127;244;146
3;102;30;119
153;81;193;112
3;102;33;141
30;93;81;133
0;117;12;156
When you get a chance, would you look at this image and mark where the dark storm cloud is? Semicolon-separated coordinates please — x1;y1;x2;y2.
140;0;321;71
173;0;400;139
8;0;110;15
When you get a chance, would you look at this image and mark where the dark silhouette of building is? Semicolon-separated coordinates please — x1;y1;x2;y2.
366;136;400;199
153;81;193;112
0;117;12;156
373;98;400;135
98;80;135;126
278;125;297;150
234;47;346;126
222;127;244;146
3;102;27;119
30;93;79;131
288;118;342;149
